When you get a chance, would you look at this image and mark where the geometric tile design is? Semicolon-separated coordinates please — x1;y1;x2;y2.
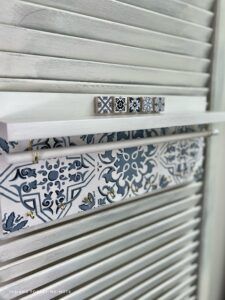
0;126;205;235
153;97;165;113
128;97;141;113
94;96;166;115
95;96;113;114
113;96;127;113
142;97;154;113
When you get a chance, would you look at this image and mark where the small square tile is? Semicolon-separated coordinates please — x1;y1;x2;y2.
95;96;113;114
128;97;141;113
114;96;127;113
153;97;165;113
142;97;153;113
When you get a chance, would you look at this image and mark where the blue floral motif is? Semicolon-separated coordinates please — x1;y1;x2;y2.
0;138;18;154
0;126;205;234
38;159;68;192
160;139;202;179
30;137;75;150
79;192;95;211
99;145;157;198
0;138;9;153
2;212;28;233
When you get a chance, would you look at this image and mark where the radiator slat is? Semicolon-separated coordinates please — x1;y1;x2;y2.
0;52;209;87
0;227;199;299
19;0;212;42
159;277;197;300
0;25;210;73
123;264;197;300
73;242;199;300
0;1;211;58
0;79;209;95
173;285;196;300
116;0;214;26
62;254;198;300
0;206;200;282
180;0;215;10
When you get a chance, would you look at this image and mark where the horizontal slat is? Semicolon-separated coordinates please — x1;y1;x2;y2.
181;0;215;10
143;276;197;300
116;0;214;26
0;206;200;282
0;182;202;261
62;253;198;300
0;79;209;95
0;25;210;73
173;285;196;300
131;265;197;300
0;52;209;87
0;0;211;57
159;277;196;300
75;242;199;300
20;0;212;42
18;229;199;300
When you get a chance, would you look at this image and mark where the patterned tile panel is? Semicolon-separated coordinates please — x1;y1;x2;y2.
0;126;205;235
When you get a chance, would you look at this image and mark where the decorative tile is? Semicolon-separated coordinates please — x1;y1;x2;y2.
153;97;165;113
0;126;205;235
95;96;113;114
142;97;153;113
128;97;141;113
113;96;127;113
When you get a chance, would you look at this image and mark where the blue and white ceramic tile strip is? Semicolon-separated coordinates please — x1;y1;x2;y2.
0;126;205;235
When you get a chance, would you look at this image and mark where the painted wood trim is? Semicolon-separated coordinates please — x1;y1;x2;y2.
0;208;200;282
198;0;225;300
1;111;225;142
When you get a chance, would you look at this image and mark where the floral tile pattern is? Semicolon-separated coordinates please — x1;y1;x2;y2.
114;96;127;113
142;97;154;113
154;97;165;112
128;97;141;113
0;126;205;235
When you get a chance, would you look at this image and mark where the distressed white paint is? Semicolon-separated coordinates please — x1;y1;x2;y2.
0;79;209;95
117;0;214;26
0;25;210;73
0;0;211;57
0;52;210;86
21;0;212;42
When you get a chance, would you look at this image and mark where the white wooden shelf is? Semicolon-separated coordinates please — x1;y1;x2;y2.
0;92;224;141
1;112;225;141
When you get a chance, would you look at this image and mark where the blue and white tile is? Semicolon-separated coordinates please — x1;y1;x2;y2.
0;126;205;235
